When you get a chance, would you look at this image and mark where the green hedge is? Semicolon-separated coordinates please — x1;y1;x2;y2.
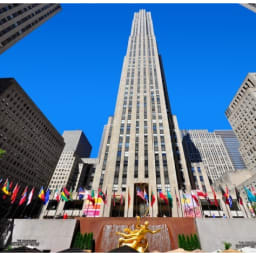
72;232;94;250
178;233;200;251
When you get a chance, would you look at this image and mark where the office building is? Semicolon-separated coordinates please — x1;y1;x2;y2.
0;4;61;54
0;78;64;192
92;9;192;217
48;130;92;191
225;73;256;173
241;3;256;14
181;130;235;183
214;130;246;170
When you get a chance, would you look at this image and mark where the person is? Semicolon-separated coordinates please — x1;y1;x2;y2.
212;214;216;218
223;214;227;218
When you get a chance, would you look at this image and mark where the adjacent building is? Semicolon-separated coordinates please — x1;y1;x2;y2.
0;4;61;54
181;130;235;184
48;130;92;191
214;130;246;170
241;3;256;14
0;78;65;193
92;9;193;218
225;73;256;173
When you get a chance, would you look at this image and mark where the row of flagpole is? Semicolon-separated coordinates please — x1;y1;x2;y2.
1;176;256;218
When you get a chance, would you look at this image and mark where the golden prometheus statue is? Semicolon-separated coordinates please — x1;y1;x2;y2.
116;215;161;253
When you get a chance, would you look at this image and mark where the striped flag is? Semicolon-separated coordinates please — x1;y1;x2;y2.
27;187;34;206
19;186;28;206
11;184;19;204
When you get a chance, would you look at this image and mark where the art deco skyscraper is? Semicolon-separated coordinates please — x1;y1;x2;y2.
93;10;191;217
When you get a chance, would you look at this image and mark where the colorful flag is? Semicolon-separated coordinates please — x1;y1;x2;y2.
19;186;28;206
54;189;60;202
211;186;219;207
78;187;85;200
167;191;173;208
38;186;45;201
69;187;73;200
136;188;145;200
244;186;256;202
219;185;229;205
251;186;256;196
235;187;243;205
27;187;34;206
144;189;149;205
196;190;207;198
159;190;168;205
11;184;19;204
128;189;131;208
63;187;70;198
98;189;107;204
191;191;199;206
2;179;11;196
61;191;69;202
226;185;233;208
44;189;50;205
87;190;95;205
151;191;156;207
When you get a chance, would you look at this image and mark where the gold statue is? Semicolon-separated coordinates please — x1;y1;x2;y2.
116;216;161;253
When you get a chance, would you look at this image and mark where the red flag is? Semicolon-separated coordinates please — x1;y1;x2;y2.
251;186;256;196
19;186;28;206
211;186;219;207
9;181;13;189
120;193;123;205
191;192;199;206
159;191;168;205
128;189;131;208
113;191;116;207
87;194;95;205
151;191;156;207
196;190;208;198
11;184;19;204
136;188;145;200
63;187;70;197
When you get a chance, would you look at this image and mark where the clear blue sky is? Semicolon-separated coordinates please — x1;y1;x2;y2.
1;4;256;157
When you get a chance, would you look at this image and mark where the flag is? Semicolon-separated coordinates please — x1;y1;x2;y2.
159;190;168;205
191;191;199;206
63;187;70;198
211;186;219;207
38;186;45;201
235;187;243;205
196;190;207;198
98;189;107;203
226;185;233;208
251;186;256;196
128;189;131;208
151;191;156;207
44;189;50;205
112;190;116;207
2;179;11;196
9;181;13;189
54;189;60;202
219;185;229;205
11;184;19;204
87;190;95;205
244;186;256;202
167;191;173;208
19;186;28;206
61;191;69;202
78;187;85;200
144;189;149;205
27;187;34;206
136;188;145;200
69;188;73;200
175;189;180;207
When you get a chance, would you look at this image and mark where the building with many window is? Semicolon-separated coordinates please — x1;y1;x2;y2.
0;4;61;54
0;78;65;194
225;73;256;173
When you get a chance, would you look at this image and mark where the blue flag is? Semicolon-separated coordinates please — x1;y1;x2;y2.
78;187;85;200
244;187;256;202
44;189;50;205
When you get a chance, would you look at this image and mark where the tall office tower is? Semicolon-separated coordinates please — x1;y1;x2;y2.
214;130;246;170
181;130;235;184
226;73;256;173
48;130;92;191
241;4;256;14
0;4;61;54
92;10;191;217
0;78;64;192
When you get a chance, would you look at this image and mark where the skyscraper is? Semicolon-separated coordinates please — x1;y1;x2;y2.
92;10;191;217
0;4;61;54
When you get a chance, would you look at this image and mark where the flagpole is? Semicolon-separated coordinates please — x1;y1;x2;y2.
191;192;197;218
179;190;184;217
174;188;179;217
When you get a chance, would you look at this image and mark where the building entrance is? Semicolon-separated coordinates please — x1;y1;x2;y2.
133;183;149;217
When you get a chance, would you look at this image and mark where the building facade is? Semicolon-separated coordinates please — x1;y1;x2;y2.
0;78;65;193
0;4;61;54
225;73;256;173
214;130;246;170
92;9;195;218
181;130;235;183
48;130;92;191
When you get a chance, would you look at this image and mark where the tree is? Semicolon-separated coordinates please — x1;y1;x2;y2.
193;234;201;249
0;148;6;159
